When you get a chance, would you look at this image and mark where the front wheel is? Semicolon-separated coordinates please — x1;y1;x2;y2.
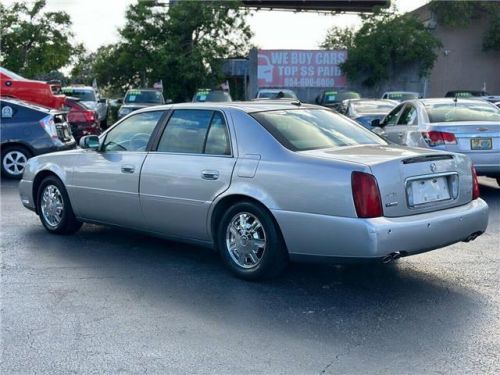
217;202;288;280
37;176;82;235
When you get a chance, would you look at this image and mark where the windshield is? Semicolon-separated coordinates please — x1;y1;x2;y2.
124;90;164;104
351;101;396;114
205;91;231;102
425;102;500;122
386;92;418;101
258;90;296;99
323;91;360;104
252;109;386;151
62;88;96;102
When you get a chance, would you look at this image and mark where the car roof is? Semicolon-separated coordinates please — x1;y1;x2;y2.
135;101;318;114
414;98;491;105
384;91;419;94
0;96;54;112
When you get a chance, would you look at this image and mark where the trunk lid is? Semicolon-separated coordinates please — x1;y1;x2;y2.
300;145;472;217
428;121;500;153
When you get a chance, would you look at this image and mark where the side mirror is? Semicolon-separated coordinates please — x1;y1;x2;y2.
371;119;381;128
116;99;123;105
98;98;107;104
79;135;100;150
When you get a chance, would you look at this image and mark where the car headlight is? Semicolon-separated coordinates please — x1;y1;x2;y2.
118;108;132;116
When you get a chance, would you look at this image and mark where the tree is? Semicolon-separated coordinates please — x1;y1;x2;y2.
430;0;500;52
322;9;442;87
93;0;253;101
0;0;77;77
320;26;355;50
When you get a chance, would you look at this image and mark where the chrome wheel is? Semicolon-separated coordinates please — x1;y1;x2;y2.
2;150;27;176
41;185;64;228
226;212;266;269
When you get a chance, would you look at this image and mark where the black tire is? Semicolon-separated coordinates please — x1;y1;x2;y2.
1;145;31;179
216;201;288;280
37;176;82;235
496;177;500;187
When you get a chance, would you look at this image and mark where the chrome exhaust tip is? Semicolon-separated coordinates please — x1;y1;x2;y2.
463;231;483;243
382;251;401;264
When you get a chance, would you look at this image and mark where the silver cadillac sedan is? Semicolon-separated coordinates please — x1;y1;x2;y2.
19;102;489;280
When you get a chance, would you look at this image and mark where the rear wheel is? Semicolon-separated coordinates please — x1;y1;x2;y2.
217;202;288;280
1;146;30;179
37;176;82;235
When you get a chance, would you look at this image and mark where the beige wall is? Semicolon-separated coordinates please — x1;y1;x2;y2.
414;5;500;97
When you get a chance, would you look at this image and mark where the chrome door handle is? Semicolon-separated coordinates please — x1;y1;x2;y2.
121;165;135;174
201;170;219;180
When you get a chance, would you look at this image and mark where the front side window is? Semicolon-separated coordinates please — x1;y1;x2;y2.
252;109;386;152
397;105;418;125
157;110;231;155
103;111;163;152
383;104;404;126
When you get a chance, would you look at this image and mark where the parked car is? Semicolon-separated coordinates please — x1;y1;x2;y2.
118;89;165;119
63;98;101;142
0;67;66;109
19;102;488;280
315;90;361;111
255;89;298;100
381;91;420;102
61;86;108;126
1;98;76;178
372;98;500;185
342;99;398;128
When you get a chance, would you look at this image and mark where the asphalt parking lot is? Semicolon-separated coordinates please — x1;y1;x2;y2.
1;178;499;374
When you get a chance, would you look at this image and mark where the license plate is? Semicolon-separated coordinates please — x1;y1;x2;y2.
471;138;492;150
407;176;450;206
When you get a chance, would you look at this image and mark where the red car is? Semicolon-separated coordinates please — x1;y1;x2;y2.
64;98;101;142
0;67;66;109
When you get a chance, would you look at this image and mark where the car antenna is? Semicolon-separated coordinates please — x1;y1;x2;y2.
453;95;458;106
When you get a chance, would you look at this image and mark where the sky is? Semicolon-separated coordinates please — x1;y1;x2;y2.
5;0;431;52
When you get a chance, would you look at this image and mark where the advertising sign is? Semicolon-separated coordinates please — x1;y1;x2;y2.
257;49;347;88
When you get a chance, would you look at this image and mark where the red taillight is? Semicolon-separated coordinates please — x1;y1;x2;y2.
351;171;383;218
422;131;457;146
83;111;96;122
471;166;480;200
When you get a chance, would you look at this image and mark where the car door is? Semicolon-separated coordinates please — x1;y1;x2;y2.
70;110;166;229
379;103;406;144
140;109;236;241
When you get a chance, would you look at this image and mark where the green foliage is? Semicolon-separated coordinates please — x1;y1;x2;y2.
430;0;500;51
320;26;354;50
325;9;441;87
0;0;77;77
91;0;253;102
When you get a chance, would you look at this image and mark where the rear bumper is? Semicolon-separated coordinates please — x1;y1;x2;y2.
273;199;489;259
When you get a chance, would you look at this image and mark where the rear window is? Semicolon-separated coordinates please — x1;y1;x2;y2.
425;102;500;123
351;101;396;114
252;109;386;151
258;91;296;99
62;88;96;102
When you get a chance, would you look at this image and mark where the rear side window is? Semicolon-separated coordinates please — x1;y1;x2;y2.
252;109;385;152
157;110;231;155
